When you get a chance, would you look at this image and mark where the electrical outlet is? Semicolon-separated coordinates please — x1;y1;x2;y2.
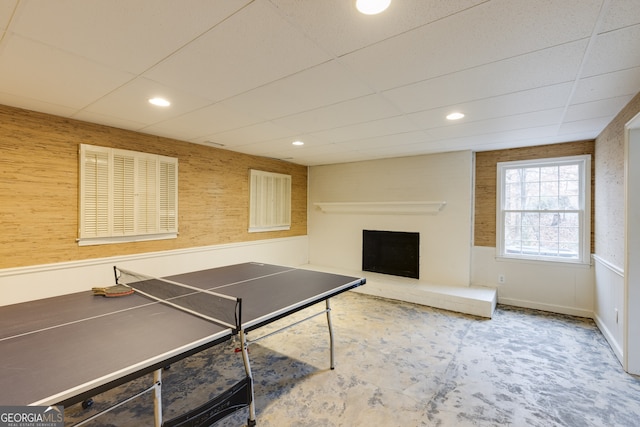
498;274;505;284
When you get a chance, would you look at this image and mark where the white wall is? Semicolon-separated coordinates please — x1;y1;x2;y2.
592;255;624;361
306;149;598;318
0;236;309;306
625;122;640;374
308;151;473;286
471;246;594;318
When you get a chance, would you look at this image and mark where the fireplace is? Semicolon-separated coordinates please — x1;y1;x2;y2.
362;230;419;279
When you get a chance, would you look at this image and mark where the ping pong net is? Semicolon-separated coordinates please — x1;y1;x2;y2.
114;266;242;332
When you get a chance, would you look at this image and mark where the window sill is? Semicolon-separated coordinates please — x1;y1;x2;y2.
248;225;291;233
77;233;178;246
495;255;592;268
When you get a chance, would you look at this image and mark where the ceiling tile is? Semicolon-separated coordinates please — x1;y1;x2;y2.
0;35;135;110
0;0;638;166
81;77;213;126
269;0;486;57
205;121;300;147
582;24;640;77
218;60;374;121
309;116;422;144
9;0;250;74
334;130;433;151
428;109;564;141
599;0;640;32
558;116;613;135
572;67;640;104
407;83;573;130
0;91;78;118
339;0;602;91
228;135;314;156
273;94;402;133
384;41;587;114
146;103;264;142
268;142;364;166
144;0;332;103
565;96;633;122
72;110;149;133
0;1;17;30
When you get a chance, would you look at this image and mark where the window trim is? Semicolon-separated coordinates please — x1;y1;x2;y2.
78;144;178;246
248;169;291;233
496;154;591;265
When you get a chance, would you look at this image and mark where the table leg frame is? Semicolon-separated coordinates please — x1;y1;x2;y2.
71;370;163;427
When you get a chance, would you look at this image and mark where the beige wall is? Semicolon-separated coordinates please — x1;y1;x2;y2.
474;140;596;250
0;105;307;269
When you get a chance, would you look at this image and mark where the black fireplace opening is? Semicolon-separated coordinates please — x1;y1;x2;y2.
362;230;419;279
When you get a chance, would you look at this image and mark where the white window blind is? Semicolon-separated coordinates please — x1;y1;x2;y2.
249;169;291;232
79;144;178;245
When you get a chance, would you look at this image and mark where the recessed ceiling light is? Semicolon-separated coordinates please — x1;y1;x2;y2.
292;140;304;146
446;112;465;120
148;97;171;107
356;0;391;15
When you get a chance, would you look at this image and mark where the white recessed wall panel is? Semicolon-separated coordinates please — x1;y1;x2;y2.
472;246;594;317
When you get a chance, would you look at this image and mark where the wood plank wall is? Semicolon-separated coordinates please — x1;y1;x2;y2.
474;140;596;249
0;105;307;269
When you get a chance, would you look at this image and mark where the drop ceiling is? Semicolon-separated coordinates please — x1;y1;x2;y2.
0;0;639;166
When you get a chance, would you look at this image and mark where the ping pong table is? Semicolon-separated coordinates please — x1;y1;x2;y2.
0;262;365;426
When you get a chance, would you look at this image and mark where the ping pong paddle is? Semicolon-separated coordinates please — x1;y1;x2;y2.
92;284;134;297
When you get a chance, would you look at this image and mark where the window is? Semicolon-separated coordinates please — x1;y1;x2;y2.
249;169;291;232
496;155;590;264
79;144;178;246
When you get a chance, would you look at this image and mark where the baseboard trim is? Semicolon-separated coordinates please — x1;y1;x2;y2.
593;312;624;365
498;297;593;318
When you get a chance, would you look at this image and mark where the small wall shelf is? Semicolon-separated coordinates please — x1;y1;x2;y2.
313;201;447;215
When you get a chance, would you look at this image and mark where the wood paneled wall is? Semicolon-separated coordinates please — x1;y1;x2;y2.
474;140;596;249
0;105;307;269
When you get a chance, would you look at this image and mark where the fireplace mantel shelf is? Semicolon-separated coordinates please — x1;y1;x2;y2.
314;201;447;215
